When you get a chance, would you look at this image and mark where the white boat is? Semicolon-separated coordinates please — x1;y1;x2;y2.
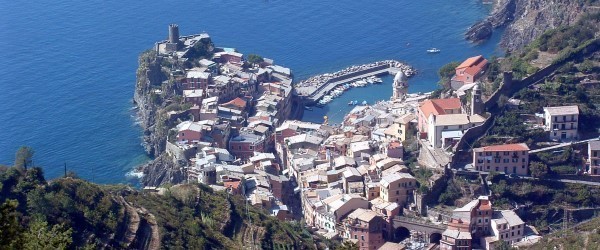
348;101;354;105
362;100;368;105
374;77;383;83
427;48;441;53
366;78;374;84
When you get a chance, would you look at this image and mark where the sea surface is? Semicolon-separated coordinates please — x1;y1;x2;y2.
0;0;502;184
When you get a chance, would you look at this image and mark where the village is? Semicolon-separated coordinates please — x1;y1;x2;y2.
149;24;600;250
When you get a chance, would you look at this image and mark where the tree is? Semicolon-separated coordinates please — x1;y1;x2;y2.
247;54;264;65
530;161;549;178
496;240;515;250
23;219;73;250
0;200;23;248
14;146;34;170
438;61;461;89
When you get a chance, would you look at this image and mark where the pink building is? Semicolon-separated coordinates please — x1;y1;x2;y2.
214;51;243;65
184;70;211;90
344;208;386;250
229;132;266;160
451;55;488;88
175;121;204;145
473;143;529;176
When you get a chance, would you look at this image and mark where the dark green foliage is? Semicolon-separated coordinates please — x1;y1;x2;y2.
437;61;460;89
14;146;34;170
247;54;264;64
188;38;214;59
0;200;24;248
530;161;549;178
438;179;462;205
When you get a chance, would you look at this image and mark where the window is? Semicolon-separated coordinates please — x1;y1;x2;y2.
249;146;254;150
518;230;521;235
478;159;484;163
512;158;518;163
181;132;185;136
486;152;492;156
503;159;509;163
354;235;357;239
512;232;514;236
479;152;483;156
495;159;500;163
361;236;365;241
443;126;448;129
396;190;399;195
504;152;509;156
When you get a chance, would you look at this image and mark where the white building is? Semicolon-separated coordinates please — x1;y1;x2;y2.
543;105;579;141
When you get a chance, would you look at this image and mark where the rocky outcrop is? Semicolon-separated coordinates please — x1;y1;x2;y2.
466;0;591;52
499;0;587;52
140;154;185;187
465;21;494;43
133;50;168;157
466;0;516;43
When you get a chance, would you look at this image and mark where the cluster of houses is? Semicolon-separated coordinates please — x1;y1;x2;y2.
440;196;538;249
152;27;595;249
155;25;297;219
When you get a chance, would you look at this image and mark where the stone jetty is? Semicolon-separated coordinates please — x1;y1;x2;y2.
294;60;415;105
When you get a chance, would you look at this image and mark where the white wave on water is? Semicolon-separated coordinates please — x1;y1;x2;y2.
125;169;144;179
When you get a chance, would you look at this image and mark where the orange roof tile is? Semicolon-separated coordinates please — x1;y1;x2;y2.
419;98;462;119
479;143;529;152
456;55;484;69
222;97;247;109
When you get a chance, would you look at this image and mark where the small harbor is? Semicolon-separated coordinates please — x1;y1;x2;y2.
295;60;415;106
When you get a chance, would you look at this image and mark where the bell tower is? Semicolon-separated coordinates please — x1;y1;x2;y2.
471;82;483;115
392;71;408;101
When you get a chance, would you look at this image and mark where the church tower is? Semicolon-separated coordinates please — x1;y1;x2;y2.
392;71;408;101
471;82;484;115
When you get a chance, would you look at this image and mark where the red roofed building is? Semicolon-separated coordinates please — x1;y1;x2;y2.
451;55;488;89
220;97;247;112
473;143;530;176
417;98;462;137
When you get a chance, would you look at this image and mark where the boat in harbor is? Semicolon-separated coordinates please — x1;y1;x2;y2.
427;48;441;53
362;100;368;105
304;106;313;111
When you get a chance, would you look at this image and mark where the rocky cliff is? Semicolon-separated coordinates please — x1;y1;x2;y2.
466;0;596;52
133;50;186;187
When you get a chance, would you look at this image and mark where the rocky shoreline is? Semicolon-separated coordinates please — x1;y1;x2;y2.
133;50;185;187
466;0;591;52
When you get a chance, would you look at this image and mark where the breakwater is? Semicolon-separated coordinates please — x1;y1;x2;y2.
295;60;415;105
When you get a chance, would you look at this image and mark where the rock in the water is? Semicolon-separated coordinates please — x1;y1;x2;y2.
465;20;493;43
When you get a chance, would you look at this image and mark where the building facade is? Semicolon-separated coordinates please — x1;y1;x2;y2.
543;105;579;141
473;143;530;176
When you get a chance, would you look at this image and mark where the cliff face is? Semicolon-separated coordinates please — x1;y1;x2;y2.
133;50;167;157
466;0;591;52
133;50;185;187
499;0;587;52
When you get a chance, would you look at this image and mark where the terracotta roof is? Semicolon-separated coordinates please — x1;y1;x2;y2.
476;143;529;152
419;98;462;119
222;97;247;109
456;55;485;69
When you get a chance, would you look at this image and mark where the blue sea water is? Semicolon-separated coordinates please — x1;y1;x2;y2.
0;0;502;184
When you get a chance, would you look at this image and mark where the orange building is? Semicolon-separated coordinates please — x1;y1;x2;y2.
473;143;529;176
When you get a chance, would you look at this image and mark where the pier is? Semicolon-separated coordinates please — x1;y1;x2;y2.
295;60;414;105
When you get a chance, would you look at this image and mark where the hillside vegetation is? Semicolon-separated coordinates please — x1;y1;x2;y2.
0;148;335;249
